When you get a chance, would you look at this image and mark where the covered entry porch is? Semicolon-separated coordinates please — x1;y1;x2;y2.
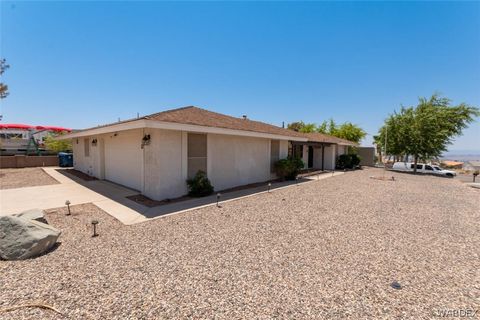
288;132;357;171
290;141;338;171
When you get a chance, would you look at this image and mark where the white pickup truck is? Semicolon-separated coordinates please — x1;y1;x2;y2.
392;162;457;177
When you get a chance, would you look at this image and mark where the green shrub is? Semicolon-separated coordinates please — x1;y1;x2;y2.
336;154;362;169
274;156;304;180
336;154;352;169
186;170;214;197
350;154;361;167
44;133;72;153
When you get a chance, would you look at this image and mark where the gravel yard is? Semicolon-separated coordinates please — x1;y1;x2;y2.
0;168;59;190
1;168;479;319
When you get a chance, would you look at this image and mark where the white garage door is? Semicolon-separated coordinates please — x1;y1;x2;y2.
104;130;143;191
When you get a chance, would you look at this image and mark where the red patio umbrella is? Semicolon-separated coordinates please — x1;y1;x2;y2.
0;123;36;130
0;124;71;132
39;126;72;132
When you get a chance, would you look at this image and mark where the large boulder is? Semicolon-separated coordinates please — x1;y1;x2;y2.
13;208;48;224
0;215;61;260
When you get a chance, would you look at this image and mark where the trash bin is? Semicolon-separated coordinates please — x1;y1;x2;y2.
58;152;73;167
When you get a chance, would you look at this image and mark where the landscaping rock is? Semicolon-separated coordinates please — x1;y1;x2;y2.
0;215;61;260
13;208;48;224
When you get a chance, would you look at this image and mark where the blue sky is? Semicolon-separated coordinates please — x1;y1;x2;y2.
1;1;479;151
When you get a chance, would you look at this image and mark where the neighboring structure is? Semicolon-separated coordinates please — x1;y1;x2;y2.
60;106;355;201
441;160;464;169
463;161;480;172
0;124;71;155
357;147;376;166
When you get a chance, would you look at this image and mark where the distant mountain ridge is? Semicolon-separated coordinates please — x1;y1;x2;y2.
440;152;480;162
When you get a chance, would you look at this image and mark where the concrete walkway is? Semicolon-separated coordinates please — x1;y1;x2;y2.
0;167;149;224
0;167;344;225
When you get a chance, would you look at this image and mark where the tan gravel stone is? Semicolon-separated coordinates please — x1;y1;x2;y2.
0;168;478;319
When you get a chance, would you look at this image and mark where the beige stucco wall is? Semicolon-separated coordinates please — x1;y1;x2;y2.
310;145;341;170
103;129;143;191
207;134;271;191
72;137;103;177
337;145;348;156
279;140;289;159
143;129;188;200
313;146;323;169
301;146;309;169
357;147;375;166
269;139;289;180
72;128;292;200
323;144;336;170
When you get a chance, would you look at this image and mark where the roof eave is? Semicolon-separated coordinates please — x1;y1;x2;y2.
57;119;307;142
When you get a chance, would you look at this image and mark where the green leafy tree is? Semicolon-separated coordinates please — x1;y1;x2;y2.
299;123;317;133
374;107;413;162
287;121;318;133
317;121;328;134
0;58;9;99
335;122;367;144
376;94;479;172
288;118;366;143
287;121;305;132
44;133;72;153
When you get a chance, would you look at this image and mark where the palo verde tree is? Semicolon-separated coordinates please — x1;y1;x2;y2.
287;121;317;133
374;107;414;162
334;122;367;144
44;133;72;153
288;118;366;144
375;94;479;172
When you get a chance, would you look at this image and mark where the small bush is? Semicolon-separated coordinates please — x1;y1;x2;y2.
336;154;362;169
350;154;361;167
186;170;214;197
336;154;352;169
274;156;304;180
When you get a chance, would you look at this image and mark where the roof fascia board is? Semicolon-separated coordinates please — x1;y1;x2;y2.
57;119;148;139
58;119;307;141
145;120;307;141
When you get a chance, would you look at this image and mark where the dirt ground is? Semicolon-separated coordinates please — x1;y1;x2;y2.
0;168;59;190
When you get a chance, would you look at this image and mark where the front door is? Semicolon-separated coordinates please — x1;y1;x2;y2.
308;146;314;168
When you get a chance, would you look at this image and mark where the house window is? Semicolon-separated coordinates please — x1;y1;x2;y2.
84;138;90;157
187;133;207;179
270;140;280;173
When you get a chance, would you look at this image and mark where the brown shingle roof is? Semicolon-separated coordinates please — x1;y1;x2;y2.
301;132;358;146
142;106;305;138
69;106;355;146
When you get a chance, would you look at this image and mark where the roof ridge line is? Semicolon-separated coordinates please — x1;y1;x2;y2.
143;106;196;119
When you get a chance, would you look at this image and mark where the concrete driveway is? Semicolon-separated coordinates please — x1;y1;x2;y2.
0;167;149;224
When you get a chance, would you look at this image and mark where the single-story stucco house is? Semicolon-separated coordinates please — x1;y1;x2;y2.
60;106;355;201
